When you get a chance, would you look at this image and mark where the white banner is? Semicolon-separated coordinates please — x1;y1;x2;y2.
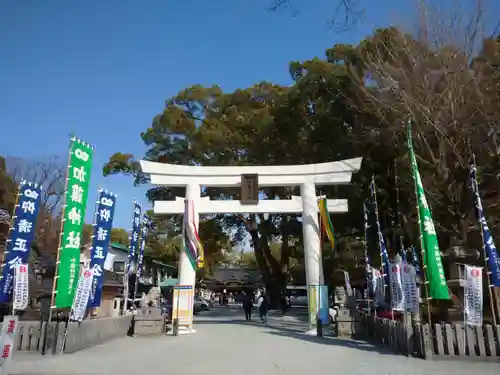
402;264;419;313
464;265;483;326
13;263;29;311
344;271;353;296
371;268;386;307
70;268;93;322
389;263;405;311
0;315;19;370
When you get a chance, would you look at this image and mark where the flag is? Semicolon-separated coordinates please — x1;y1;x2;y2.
470;160;500;286
318;198;335;250
409;246;423;277
369;177;390;285
407;122;450;299
363;201;371;267
400;248;407;264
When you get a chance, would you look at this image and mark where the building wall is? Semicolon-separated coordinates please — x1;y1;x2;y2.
92;288;121;318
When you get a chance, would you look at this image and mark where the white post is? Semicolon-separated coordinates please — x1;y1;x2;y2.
301;182;324;333
178;184;200;288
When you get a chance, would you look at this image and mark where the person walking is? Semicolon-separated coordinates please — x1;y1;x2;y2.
242;291;253;321
257;292;269;323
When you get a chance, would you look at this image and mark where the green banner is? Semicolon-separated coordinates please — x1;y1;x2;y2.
55;138;93;308
407;123;450;300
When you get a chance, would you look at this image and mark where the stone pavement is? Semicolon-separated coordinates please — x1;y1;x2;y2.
8;307;499;375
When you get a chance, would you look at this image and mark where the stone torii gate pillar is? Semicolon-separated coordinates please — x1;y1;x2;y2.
140;158;362;332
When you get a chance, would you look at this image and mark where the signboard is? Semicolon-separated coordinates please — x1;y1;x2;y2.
241;174;259;204
172;285;194;326
0;315;19;370
307;285;329;326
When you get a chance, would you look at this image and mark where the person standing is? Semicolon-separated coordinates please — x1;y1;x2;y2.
257;292;269;323
242;291;253;321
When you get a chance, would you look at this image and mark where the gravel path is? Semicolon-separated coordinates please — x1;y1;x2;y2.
8;307;499;375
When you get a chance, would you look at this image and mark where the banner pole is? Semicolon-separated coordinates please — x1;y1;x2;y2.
472;154;498;326
3;181;23;316
122;200;137;315
43;136;73;356
87;187;101;317
48;136;73;324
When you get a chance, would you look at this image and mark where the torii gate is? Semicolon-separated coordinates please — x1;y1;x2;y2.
140;157;362;331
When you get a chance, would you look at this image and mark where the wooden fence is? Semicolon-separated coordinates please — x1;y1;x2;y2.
2;316;133;355
357;313;500;361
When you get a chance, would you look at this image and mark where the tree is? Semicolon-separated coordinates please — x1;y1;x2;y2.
268;0;362;32
82;224;132;246
5;155;66;216
102;73;371;302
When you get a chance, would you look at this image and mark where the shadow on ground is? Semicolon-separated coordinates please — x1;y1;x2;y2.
194;313;395;356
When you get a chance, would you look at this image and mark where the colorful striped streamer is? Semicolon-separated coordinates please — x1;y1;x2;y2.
318;198;335;250
183;200;205;270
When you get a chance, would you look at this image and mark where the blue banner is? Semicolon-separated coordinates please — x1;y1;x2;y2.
0;182;42;302
136;214;149;278
470;162;500;286
127;202;141;273
90;190;117;307
370;178;390;286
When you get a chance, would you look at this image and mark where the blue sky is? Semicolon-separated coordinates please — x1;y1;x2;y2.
1;0;497;230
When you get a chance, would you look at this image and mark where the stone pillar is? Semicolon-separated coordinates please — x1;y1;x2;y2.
301;182;324;330
178;184;200;289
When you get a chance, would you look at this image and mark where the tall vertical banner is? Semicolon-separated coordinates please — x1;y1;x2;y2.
402;264;419;313
0;182;41;302
70;268;93;322
127;202;142;273
90;191;117;307
407;123;450;300
369;178;390;287
123;202;141;308
136;214;149;279
55;138;93;308
389;263;405;311
470;162;500;286
464;265;483;326
371;268;386;307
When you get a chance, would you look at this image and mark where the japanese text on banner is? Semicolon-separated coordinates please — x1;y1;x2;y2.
389;263;405;311
70;268;94;322
0;315;19;370
136;215;149;278
55;139;93;308
0;183;41;302
90;191;117;307
402;264;419;313
127;202;142;273
13;264;29;311
464;265;483;326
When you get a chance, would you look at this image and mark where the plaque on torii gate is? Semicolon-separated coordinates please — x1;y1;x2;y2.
240;174;259;205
